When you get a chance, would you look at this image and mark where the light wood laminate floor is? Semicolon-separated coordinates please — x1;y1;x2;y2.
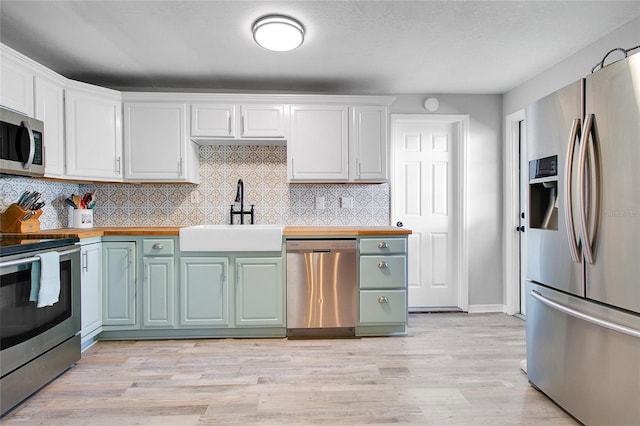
2;313;577;425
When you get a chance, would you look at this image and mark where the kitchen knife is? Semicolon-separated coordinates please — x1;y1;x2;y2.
21;192;37;209
17;191;30;207
31;201;45;211
25;192;41;210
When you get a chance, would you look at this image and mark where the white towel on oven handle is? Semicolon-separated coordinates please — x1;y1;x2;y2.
31;251;61;307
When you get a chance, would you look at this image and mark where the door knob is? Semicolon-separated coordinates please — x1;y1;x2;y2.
516;226;525;232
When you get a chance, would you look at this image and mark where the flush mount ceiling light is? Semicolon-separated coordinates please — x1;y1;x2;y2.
252;15;305;52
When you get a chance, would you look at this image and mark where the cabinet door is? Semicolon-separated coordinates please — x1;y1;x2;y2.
235;257;284;327
180;257;229;327
103;242;136;326
0;53;34;116
65;88;123;181
124;102;195;182
240;104;285;138
350;106;387;182
289;105;349;181
80;242;102;339
191;103;235;137
35;76;65;178
142;257;175;327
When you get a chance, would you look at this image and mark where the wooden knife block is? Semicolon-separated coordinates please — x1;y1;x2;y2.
0;203;42;233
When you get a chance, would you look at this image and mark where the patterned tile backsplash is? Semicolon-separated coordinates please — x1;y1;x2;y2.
1;145;390;230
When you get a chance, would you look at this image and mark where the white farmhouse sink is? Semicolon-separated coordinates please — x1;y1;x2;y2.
179;224;284;252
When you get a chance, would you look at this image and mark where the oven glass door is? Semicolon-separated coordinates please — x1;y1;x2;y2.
0;258;72;350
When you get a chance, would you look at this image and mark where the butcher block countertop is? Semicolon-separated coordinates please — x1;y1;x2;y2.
6;227;182;239
10;226;411;239
283;226;411;236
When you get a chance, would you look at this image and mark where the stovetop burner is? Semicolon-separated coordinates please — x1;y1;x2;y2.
0;234;79;257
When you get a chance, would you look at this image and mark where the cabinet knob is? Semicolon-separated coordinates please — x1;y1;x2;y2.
378;261;388;269
378;296;389;304
378;242;388;249
152;243;163;250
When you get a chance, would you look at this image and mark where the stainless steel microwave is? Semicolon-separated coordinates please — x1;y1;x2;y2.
0;107;45;177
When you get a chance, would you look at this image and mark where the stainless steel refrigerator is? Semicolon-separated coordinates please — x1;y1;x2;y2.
524;52;640;425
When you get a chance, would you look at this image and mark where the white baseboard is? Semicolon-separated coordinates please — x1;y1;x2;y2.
467;304;506;313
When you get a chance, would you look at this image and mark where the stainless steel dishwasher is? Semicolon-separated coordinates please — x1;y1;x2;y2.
286;239;357;337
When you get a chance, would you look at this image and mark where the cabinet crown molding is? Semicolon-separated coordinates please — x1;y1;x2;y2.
121;92;395;106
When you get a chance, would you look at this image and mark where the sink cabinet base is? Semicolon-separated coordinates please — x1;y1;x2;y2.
99;327;286;340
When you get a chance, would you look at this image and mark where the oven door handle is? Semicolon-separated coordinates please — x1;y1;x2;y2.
0;247;80;268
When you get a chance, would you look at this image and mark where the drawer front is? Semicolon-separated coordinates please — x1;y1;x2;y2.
359;255;406;289
143;239;175;256
359;237;406;255
359;290;406;325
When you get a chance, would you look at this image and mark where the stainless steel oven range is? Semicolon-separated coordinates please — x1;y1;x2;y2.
0;235;80;417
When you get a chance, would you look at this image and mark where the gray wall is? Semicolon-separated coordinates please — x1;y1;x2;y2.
390;94;504;307
504;17;640;115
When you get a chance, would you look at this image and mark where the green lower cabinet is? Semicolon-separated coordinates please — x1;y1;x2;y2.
235;257;284;327
180;257;229;327
142;257;175;327
102;241;136;326
359;290;407;325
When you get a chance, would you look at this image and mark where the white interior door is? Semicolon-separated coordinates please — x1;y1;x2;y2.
392;117;459;310
518;120;527;315
505;110;527;316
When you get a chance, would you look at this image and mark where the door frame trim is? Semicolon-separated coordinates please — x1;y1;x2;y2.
503;109;525;315
390;114;469;311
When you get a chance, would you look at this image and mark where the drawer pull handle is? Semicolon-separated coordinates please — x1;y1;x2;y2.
152;243;163;250
378;296;389;303
378;261;388;268
378;242;388;249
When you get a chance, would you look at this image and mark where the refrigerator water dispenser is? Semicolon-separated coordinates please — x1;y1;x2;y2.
529;155;558;230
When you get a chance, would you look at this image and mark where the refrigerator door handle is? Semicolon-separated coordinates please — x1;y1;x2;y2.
578;114;598;264
531;290;640;339
564;118;582;262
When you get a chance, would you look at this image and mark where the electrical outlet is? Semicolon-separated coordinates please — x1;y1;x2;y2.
340;196;353;209
190;191;200;203
315;196;325;210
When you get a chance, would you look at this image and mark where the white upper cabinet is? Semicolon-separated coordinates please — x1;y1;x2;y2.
191;102;286;142
124;102;199;183
2;44;395;183
350;105;388;182
35;76;65;178
288;104;349;182
288;101;391;183
0;49;34;116
65;84;123;181
191;103;235;138
240;104;286;138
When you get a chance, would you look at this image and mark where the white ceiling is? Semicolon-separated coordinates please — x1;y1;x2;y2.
1;1;639;94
